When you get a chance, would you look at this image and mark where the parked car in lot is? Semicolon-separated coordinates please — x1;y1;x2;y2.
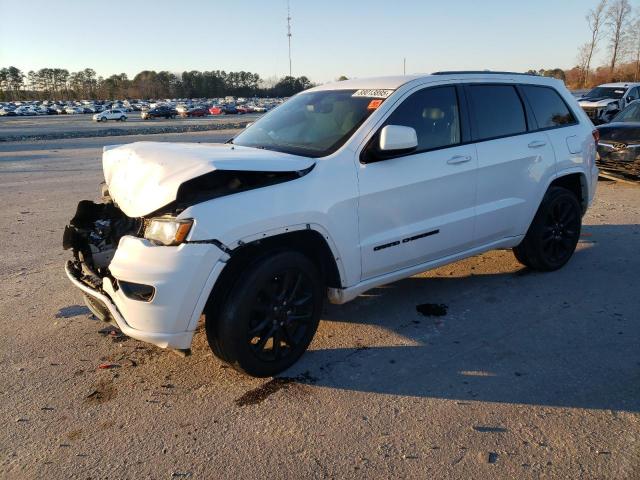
176;104;190;115
222;104;238;114
578;82;640;125
596;100;640;178
65;106;84;115
180;106;208;118
236;105;253;114
210;104;239;115
93;109;128;122
63;72;598;377
208;105;225;115
141;105;177;119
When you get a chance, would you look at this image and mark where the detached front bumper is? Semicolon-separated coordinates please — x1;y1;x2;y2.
65;236;227;350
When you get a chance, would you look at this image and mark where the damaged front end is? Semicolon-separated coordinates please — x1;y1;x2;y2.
63;196;143;320
62;141;316;349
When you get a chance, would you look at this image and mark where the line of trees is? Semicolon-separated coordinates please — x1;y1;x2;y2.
535;0;640;89
0;67;314;101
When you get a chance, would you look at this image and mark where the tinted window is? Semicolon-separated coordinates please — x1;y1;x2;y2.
384;86;460;151
583;87;625;100
468;85;526;140
522;86;575;129
612;102;640;122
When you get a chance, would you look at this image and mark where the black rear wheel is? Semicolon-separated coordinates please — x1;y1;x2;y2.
513;186;582;271
206;251;323;377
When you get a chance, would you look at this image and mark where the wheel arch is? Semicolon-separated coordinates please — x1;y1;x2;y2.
196;226;344;334
548;171;588;214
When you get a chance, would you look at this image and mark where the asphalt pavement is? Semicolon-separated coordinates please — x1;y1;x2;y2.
0;112;260;141
0;131;638;479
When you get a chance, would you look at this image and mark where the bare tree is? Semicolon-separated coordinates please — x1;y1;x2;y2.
580;0;608;87
632;15;640;81
606;0;633;74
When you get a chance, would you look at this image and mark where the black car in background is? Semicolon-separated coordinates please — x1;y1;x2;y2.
141;105;178;120
597;101;640;178
222;104;238;114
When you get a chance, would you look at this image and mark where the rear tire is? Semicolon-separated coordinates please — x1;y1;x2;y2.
120;116;126;121
513;186;581;271
205;251;323;377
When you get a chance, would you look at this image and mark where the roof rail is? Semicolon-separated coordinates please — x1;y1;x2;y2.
432;70;537;76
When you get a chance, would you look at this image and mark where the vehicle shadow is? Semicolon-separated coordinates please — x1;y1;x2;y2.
288;224;640;412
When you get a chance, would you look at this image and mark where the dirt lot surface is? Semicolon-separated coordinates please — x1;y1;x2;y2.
1;131;639;479
0;113;259;142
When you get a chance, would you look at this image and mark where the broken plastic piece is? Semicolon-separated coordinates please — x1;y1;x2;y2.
98;362;120;369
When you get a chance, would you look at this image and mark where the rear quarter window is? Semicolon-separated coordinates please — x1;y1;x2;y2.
467;85;527;141
522;85;576;129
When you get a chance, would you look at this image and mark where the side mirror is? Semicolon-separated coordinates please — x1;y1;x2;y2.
379;125;418;152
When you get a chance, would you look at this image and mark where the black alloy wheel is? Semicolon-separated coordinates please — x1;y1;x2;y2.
206;251;323;377
540;195;581;265
513;186;582;271
246;268;316;362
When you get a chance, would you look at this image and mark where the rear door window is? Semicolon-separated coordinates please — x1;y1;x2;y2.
467;85;526;141
522;85;576;129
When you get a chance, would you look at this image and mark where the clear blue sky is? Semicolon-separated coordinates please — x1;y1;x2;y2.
0;0;621;83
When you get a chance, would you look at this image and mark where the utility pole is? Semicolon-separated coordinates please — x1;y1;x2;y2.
403;57;406;75
287;0;292;77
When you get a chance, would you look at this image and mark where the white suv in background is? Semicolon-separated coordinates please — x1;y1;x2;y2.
64;72;598;377
93;109;128;122
578;82;640;124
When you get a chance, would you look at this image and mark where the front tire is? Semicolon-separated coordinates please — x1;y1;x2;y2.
513;186;582;271
206;251;323;377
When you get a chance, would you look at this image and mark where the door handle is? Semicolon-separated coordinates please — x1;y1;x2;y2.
447;155;472;165
528;140;547;149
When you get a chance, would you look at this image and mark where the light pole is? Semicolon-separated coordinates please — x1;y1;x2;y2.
287;0;292;77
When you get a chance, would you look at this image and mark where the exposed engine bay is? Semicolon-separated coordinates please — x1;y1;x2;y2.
63;199;142;286
62;167;311;291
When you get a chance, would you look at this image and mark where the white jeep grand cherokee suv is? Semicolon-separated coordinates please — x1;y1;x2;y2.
64;72;598;377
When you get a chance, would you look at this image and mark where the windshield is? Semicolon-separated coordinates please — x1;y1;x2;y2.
232;89;388;157
612;102;640;123
583;87;626;99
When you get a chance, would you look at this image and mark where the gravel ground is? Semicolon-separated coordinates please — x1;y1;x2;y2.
0;113;259;142
0;132;639;479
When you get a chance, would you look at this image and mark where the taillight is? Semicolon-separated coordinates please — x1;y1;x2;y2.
592;129;600;145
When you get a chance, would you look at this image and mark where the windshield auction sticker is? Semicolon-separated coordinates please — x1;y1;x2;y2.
352;89;394;98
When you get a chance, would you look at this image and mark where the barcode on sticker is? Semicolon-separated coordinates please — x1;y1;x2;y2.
352;89;394;98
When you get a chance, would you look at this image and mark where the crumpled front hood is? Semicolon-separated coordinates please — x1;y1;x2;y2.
579;98;619;108
103;141;314;217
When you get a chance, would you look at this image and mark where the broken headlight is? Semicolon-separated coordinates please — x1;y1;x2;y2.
144;217;193;246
